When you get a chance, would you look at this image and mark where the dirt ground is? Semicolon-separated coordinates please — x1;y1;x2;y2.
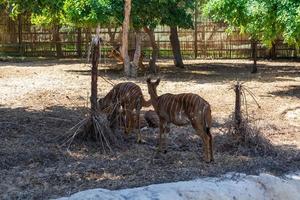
0;59;299;199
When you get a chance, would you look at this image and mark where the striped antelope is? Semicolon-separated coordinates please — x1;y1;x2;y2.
98;82;151;143
108;45;146;71
146;78;214;162
119;110;158;130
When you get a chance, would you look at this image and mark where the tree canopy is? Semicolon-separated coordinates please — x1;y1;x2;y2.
159;0;194;29
203;0;300;47
110;0;195;30
3;0;65;26
2;0;196;30
63;0;113;27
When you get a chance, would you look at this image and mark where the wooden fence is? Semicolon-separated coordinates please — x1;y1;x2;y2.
0;11;298;59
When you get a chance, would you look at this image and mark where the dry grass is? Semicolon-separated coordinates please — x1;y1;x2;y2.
0;59;299;199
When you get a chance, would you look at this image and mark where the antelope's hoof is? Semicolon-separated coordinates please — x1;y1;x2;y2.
137;139;146;144
205;158;214;163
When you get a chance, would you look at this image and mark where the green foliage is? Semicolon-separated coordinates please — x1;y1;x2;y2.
109;0;195;30
159;0;195;28
3;0;196;30
203;0;300;47
4;0;65;26
63;0;113;27
131;0;161;29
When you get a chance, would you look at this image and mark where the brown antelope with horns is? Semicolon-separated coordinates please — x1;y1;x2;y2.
146;78;214;162
98;82;151;143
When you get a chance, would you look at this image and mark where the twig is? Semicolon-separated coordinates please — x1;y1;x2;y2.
99;75;115;86
241;89;248;119
242;87;261;109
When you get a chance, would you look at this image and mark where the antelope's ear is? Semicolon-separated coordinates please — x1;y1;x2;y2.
156;78;160;85
146;77;151;83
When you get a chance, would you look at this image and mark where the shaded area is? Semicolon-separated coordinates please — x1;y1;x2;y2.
270;85;300;98
0;106;299;199
0;58;86;68
66;60;300;84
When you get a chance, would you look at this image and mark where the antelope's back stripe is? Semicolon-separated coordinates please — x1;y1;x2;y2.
158;93;208;119
110;82;144;108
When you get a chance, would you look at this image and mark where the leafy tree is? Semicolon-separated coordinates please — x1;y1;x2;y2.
63;0;112;27
112;0;195;71
5;0;66;57
132;0;161;73
122;0;133;76
203;0;300;73
108;0;161;73
160;0;195;68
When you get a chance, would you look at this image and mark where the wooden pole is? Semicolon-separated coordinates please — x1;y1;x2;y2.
90;36;100;114
194;2;198;59
18;15;23;56
234;82;242;134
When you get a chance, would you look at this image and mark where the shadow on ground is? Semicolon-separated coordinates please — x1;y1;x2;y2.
269;85;300;98
66;60;300;84
1;105;299;199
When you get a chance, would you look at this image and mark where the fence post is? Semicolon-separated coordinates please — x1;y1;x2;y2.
234;82;242;134
18;15;23;56
76;28;82;57
202;21;206;58
194;2;198;59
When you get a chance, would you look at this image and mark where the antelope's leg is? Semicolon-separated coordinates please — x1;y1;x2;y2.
127;110;134;134
191;119;211;163
158;119;166;153
206;127;214;162
162;123;170;153
123;105;131;135
135;98;142;143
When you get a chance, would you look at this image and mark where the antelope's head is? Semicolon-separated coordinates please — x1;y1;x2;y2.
146;78;160;98
98;97;112;113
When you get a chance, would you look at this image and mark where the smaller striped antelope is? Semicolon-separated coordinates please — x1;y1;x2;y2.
119;110;158;130
98;82;151;143
108;45;146;71
146;78;214;163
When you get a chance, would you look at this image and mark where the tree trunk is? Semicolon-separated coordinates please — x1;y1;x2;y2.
294;46;298;59
76;28;82;57
53;24;63;57
251;39;258;73
269;41;276;60
121;0;132;77
108;26;118;46
133;31;142;68
144;26;159;73
170;26;184;68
